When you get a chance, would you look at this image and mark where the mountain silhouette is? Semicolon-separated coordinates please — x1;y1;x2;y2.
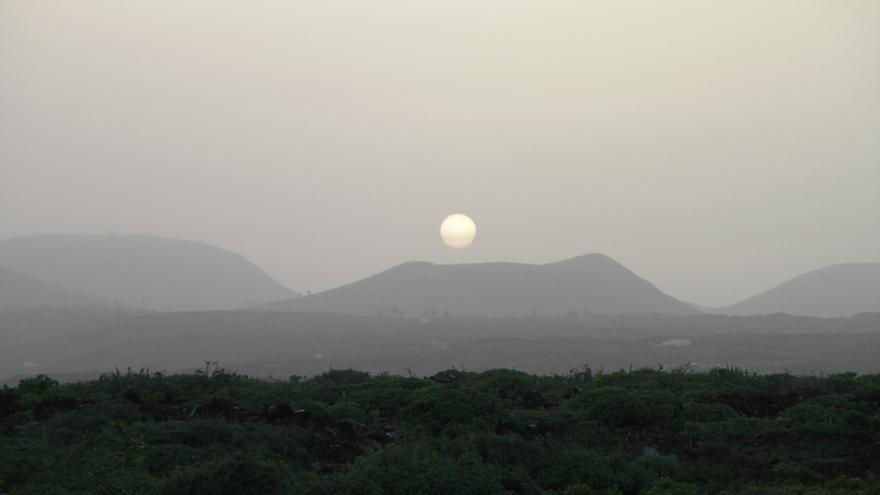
0;265;108;310
262;253;698;317
719;263;880;317
0;235;296;311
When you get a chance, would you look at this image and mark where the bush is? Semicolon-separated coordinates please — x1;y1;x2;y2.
152;457;291;495
321;443;505;495
2;368;879;494
571;387;678;427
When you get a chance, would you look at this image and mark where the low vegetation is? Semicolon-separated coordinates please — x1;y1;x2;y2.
1;365;879;494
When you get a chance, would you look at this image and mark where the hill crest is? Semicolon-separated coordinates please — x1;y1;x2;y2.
718;262;880;317
0;234;297;311
263;253;697;317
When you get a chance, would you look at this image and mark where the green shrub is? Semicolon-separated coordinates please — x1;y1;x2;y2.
151;457;291;495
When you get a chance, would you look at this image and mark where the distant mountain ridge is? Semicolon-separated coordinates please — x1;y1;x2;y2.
262;253;699;317
0;265;109;310
0;235;297;311
718;263;880;318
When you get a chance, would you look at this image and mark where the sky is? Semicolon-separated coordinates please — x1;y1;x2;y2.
1;0;878;307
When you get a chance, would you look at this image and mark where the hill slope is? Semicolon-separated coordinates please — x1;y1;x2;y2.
0;235;296;311
0;266;108;310
719;263;880;317
263;253;698;317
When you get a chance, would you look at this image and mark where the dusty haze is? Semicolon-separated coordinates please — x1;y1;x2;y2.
2;1;878;306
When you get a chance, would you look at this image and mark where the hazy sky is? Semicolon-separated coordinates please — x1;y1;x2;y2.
2;1;878;306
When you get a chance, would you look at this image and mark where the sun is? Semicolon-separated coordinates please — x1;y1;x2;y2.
440;213;477;249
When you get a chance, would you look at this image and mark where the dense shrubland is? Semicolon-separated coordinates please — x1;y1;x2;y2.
1;365;879;494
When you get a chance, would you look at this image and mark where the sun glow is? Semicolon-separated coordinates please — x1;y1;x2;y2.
440;214;477;249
